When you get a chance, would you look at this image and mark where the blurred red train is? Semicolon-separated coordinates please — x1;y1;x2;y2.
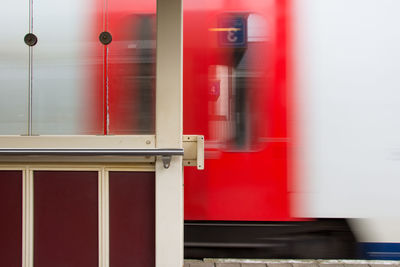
86;0;361;259
92;0;359;259
103;0;400;260
91;0;291;222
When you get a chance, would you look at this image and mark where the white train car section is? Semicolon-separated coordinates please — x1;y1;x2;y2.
291;0;400;254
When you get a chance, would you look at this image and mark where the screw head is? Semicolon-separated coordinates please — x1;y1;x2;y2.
99;31;112;45
24;33;38;46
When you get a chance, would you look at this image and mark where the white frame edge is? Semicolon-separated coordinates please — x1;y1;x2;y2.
156;0;184;266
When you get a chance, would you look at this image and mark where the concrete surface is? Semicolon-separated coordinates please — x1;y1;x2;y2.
184;260;400;267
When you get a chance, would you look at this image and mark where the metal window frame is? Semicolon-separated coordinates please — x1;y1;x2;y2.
0;0;184;266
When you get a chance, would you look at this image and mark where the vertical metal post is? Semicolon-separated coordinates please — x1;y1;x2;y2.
22;169;33;267
155;0;183;266
99;168;109;267
28;0;34;135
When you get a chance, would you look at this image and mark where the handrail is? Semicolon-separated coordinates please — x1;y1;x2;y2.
0;148;184;168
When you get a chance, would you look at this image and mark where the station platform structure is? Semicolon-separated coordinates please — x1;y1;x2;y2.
184;259;400;267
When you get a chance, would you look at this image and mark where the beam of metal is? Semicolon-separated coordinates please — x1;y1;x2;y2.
156;0;183;264
0;148;183;156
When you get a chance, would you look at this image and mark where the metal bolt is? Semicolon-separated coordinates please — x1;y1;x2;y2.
24;33;38;46
146;140;151;145
99;31;112;45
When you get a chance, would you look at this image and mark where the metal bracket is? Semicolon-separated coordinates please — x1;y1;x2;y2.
161;155;172;169
183;135;205;170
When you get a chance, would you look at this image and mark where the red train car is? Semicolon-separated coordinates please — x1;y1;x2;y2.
182;1;355;259
100;0;356;259
96;0;292;221
183;0;290;221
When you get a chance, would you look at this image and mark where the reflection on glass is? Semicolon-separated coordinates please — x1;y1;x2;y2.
22;0;158;135
107;1;156;134
1;0;270;139
33;0;102;134
0;0;28;134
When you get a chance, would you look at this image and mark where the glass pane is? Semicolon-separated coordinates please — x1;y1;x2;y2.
0;0;28;134
107;0;156;134
34;171;98;267
32;0;103;134
0;171;22;266
109;171;155;267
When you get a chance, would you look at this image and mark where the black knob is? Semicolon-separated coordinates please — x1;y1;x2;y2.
99;31;112;45
24;33;37;46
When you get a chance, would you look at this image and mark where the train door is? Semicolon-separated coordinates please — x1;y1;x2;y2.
183;0;289;220
0;1;185;267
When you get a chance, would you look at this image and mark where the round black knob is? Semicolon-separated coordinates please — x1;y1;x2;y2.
99;31;112;45
24;33;37;46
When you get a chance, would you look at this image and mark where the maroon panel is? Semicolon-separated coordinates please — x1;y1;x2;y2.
0;171;22;267
34;171;98;267
109;171;155;267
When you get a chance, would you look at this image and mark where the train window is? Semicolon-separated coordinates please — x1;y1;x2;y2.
207;13;269;151
208;65;232;145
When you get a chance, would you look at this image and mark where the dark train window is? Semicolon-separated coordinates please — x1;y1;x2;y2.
208;14;269;151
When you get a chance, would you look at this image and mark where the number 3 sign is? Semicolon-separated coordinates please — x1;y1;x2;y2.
218;15;247;48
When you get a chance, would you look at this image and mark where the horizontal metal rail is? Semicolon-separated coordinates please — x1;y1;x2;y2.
0;148;183;156
0;148;184;168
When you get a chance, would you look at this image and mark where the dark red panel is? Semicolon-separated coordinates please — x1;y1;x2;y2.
34;171;98;267
0;171;22;267
109;171;155;267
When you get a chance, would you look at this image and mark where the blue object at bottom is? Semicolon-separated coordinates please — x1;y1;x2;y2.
360;242;400;260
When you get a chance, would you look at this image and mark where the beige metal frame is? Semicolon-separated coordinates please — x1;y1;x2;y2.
156;0;184;266
23;169;33;267
0;135;156;163
0;0;185;266
99;168;109;267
